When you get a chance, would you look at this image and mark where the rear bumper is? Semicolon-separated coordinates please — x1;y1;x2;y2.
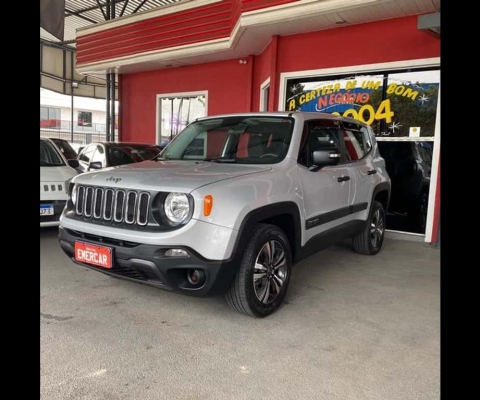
58;227;239;297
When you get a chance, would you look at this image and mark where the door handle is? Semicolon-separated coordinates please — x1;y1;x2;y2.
367;169;377;175
337;176;350;182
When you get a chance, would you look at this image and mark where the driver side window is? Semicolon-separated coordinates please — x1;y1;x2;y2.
298;119;343;167
79;145;95;163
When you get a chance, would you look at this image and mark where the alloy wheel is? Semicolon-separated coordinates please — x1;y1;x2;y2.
253;240;288;304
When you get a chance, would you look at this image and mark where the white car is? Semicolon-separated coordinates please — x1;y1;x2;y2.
40;137;78;227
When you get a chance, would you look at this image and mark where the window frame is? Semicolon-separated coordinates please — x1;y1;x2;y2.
79;144;96;163
77;111;93;127
297;118;377;168
339;121;374;164
297;119;349;168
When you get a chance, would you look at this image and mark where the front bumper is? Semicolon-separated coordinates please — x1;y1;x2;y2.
58;227;239;297
40;200;66;227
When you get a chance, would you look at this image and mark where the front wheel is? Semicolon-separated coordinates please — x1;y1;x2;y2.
352;200;386;255
225;224;292;317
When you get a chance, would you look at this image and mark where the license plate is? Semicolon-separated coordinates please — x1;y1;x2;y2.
40;205;54;216
74;241;113;269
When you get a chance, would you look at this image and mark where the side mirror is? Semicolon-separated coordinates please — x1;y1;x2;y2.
309;149;341;171
89;161;102;170
67;159;80;169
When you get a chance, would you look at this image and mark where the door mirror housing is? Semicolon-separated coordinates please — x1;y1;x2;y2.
89;161;102;170
309;149;341;171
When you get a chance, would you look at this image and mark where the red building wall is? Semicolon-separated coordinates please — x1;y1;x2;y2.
120;15;440;143
273;15;440;110
251;40;273;112
121;59;253;142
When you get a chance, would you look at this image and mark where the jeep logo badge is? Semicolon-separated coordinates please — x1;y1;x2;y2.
106;177;122;183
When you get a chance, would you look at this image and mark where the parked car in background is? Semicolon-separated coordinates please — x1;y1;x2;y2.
49;138;78;160
40;137;78;227
377;141;432;232
70;143;85;155
74;142;163;173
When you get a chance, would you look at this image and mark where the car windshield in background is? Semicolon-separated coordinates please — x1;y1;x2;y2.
51;139;77;159
160;116;295;164
40;140;65;167
108;144;162;166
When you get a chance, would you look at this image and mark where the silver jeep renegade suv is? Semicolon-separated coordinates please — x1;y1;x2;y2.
59;112;390;317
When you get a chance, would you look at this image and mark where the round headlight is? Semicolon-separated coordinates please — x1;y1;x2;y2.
71;184;77;205
164;192;190;224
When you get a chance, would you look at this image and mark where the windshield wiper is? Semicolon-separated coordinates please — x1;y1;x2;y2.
40;162;63;167
202;158;236;163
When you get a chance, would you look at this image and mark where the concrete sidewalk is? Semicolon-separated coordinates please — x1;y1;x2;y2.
41;228;440;400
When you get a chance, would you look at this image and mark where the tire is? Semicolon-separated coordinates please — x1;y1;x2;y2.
352;200;386;255
225;223;292;318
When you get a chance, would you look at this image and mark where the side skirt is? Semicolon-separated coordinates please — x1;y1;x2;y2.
297;220;367;262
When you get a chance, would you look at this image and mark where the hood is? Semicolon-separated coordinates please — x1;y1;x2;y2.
40;165;78;182
72;160;272;192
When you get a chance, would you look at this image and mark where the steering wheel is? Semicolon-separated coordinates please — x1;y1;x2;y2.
260;153;279;158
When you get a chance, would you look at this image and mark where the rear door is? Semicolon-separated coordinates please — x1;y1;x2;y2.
341;122;378;219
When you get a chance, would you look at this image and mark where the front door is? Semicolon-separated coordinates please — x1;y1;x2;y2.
297;119;351;245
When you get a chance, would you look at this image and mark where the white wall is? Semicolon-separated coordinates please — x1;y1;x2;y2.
59;107;110;125
41;88;118;123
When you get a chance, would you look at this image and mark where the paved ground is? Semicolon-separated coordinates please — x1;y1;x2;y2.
41;227;440;400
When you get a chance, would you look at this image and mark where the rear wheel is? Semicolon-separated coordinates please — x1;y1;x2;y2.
352;200;385;255
225;224;292;317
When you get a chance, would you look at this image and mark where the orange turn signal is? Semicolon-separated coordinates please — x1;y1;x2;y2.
204;195;213;217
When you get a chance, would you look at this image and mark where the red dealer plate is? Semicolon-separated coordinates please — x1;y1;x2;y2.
74;241;112;269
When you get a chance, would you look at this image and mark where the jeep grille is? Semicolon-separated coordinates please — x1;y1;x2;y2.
75;185;150;226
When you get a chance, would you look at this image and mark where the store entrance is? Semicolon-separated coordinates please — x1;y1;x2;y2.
282;65;440;238
377;139;433;234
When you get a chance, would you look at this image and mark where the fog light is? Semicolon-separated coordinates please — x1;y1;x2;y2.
165;248;189;258
187;269;205;286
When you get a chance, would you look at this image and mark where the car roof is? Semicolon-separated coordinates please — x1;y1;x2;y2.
86;142;157;146
194;111;368;126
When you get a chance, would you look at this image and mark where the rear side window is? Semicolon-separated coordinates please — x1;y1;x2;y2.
342;130;365;161
342;124;372;162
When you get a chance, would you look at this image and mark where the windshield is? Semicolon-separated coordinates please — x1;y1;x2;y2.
40;139;65;167
160;116;295;164
108;144;162;166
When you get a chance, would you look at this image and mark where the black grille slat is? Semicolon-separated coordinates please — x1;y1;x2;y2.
40;214;61;223
84;187;94;217
93;188;103;218
125;191;137;224
114;190;126;222
104;189;114;220
75;185;150;226
76;186;85;215
113;263;146;281
137;193;150;225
